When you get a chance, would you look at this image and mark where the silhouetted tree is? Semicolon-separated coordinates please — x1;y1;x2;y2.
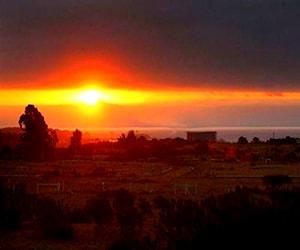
18;104;58;160
115;130;141;160
117;130;137;148
263;174;292;188
238;136;248;144
69;129;82;156
252;137;260;144
127;130;137;145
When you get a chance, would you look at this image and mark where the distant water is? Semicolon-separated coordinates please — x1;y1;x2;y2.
86;126;300;143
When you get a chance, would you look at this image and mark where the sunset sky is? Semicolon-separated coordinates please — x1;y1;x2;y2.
1;0;300;130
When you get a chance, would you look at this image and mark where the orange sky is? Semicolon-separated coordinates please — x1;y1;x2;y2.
1;54;300;129
1;1;300;130
1;83;300;130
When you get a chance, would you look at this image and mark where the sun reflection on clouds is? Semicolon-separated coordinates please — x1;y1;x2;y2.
1;88;300;107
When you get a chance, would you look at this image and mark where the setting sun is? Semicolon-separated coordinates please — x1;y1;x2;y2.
78;89;102;105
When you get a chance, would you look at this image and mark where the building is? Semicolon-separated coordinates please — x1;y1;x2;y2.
186;131;217;142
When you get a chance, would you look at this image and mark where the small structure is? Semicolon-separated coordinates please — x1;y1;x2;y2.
187;131;217;142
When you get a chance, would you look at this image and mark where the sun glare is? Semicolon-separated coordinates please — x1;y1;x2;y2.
78;89;102;105
2;88;300;107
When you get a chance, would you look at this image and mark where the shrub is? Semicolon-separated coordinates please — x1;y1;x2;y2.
36;198;73;239
263;174;292;188
85;196;113;225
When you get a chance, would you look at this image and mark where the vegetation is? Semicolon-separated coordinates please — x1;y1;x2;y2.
0;104;300;248
69;129;82;157
263;174;292;188
0;104;300;164
18;104;58;160
0;178;299;248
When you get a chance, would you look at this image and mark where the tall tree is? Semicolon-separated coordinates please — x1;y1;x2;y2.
69;129;82;156
117;130;137;148
18;104;57;160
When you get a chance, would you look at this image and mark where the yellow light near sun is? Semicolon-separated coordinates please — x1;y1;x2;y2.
78;89;102;105
103;90;145;104
2;88;300;107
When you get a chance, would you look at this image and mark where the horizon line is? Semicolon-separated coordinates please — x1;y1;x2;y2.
2;125;300;131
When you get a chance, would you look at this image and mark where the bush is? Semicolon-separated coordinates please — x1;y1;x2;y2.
85;196;113;225
263;174;292;188
0;209;22;230
36;198;73;239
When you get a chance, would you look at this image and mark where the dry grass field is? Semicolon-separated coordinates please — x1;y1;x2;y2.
2;157;300;203
1;148;300;249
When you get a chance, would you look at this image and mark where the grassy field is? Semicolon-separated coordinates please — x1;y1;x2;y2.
1;153;300;249
1;157;300;205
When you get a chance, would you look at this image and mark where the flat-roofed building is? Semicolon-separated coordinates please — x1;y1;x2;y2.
187;131;217;142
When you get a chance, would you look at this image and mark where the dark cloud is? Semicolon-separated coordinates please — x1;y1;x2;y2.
1;0;300;90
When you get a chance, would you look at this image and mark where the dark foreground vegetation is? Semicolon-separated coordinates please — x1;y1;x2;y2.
0;177;300;249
